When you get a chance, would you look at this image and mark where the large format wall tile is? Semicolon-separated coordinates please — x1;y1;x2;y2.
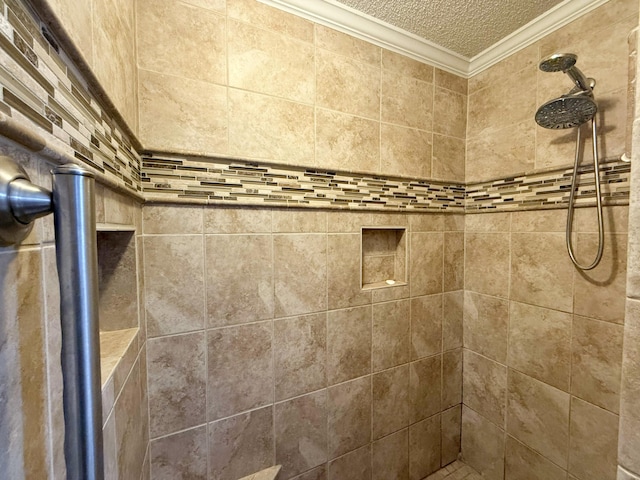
274;313;327;400
206;234;274;327
316;49;381;120
143;235;205;337
411;295;442;359
464;233;510;298
510;233;574;312
328;445;372;480
228;19;314;103
209;406;274;480
571;315;623;413
508;301;572;391
372;365;410;439
275;391;328;479
443;291;464;352
316;25;380;65
433;87;466;139
442;349;463;409
505;435;566;480
372;429;409;480
137;0;226;85
327;234;372;310
316;109;380;173
432;134;465;182
573;233;628;324
138;69;228;154
143;205;203;235
207;322;273;420
228;89;314;164
463;292;509;363
274;234;327;317
150;426;207;480
441;405;462;466
569;396;619;480
227;0;314;42
410;232;444;296
463;350;507;426
327;376;372;459
372;300;410;371
147;333;206;438
461;406;505;480
381;124;433;179
115;358;146;480
410;356;442;423
409;415;441;480
381;69;433;130
326;305;372;385
506;370;570;468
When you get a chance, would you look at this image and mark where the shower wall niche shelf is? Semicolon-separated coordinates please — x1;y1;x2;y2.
96;224;140;388
361;226;407;290
97;226;137;331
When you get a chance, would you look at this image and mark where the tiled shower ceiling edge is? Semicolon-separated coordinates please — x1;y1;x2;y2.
258;0;609;78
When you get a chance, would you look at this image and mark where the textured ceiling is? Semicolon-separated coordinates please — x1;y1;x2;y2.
335;0;565;58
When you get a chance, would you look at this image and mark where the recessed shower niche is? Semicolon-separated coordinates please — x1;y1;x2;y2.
96;224;139;385
361;226;407;289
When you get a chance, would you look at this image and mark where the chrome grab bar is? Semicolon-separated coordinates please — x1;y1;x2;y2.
0;156;103;480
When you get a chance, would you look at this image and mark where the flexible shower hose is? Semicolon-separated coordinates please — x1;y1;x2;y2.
566;114;604;270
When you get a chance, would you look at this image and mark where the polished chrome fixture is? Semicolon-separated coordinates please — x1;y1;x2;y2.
535;53;604;270
0;156;103;480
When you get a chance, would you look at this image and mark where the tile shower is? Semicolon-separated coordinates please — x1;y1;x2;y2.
0;2;640;480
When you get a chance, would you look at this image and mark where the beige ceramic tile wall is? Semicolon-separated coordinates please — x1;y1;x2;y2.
466;0;639;183
141;205;465;480
461;206;629;480
40;0;138;132
135;0;467;183
0;138;148;479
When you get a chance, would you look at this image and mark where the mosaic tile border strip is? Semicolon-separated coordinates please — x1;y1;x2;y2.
142;152;630;212
466;160;630;211
142;153;466;211
0;0;141;192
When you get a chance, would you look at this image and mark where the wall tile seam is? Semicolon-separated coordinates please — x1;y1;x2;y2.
190;383;457;431
225;16;315;46
619;464;640;479
462;348;622;424
109;348;144;417
145;295;450;335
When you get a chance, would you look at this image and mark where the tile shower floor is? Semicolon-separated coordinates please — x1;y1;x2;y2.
425;460;482;480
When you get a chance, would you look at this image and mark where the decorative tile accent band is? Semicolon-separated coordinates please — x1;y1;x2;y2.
142;153;466;211
0;0;141;192
142;152;630;212
466;160;630;211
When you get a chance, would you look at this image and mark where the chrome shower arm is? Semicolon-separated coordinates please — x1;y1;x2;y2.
0;156;104;480
565;65;592;93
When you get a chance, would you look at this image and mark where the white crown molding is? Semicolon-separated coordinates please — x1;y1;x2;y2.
468;0;611;76
257;0;469;76
257;0;610;78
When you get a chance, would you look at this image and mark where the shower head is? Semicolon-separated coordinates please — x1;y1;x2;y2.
539;53;593;93
535;95;597;129
539;53;577;72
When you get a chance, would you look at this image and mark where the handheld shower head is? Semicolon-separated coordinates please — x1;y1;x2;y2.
539;53;593;92
535;95;597;129
536;53;598;129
